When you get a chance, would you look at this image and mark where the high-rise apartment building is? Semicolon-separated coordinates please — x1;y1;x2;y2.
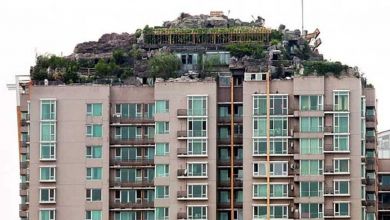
9;71;378;220
7;11;380;220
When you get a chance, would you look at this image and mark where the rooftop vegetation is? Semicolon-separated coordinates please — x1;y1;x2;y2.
302;61;349;76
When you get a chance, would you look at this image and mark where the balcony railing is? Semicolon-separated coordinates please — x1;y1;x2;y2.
177;169;207;178
110;200;154;209
19;204;28;211
110;179;154;187
366;115;376;122
19;211;28;218
20;162;28;169
218;178;243;187
217;135;243;145
217;201;243;208
324;105;349;112
110;137;154;145
366;136;376;143
177;131;207;138
110;158;154;166
379;184;390;191
176;148;207;157
324;126;333;133
217;159;243;166
177;212;187;219
379;202;390;210
177;109;207;117
20;183;29;190
217;116;243;124
110;116;154;124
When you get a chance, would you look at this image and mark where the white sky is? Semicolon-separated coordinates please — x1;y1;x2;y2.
1;0;389;218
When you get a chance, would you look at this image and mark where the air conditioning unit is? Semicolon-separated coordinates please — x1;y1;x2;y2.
113;113;121;118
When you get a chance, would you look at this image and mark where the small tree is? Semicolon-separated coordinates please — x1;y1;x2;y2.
148;53;181;79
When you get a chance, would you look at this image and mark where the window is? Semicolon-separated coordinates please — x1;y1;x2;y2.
334;159;349;173
115;126;142;139
39;209;55;220
40;167;56;182
300;138;323;154
155;186;169;199
300;182;323;197
300;95;323;111
86;145;102;159
300;203;323;218
253;117;287;137
86;189;102;201
334;180;349;195
41;100;56;120
334;135;349;151
334;91;349;111
187;184;207;198
187;163;207;177
253;139;287;155
155;207;169;220
187;139;207;155
253;95;288;115
85;210;102;220
334;113;349;133
334;202;350;216
188;96;207;116
41;122;56;141
188;118;207;137
253;162;288;177
253;183;288;198
155;100;169;113
155;122;169;134
155;143;169;156
40;143;56;160
87;103;102;116
86;124;102;137
40;188;56;203
188;206;207;220
86;167;102;180
253;205;288;219
155;164;169;177
300;117;323;132
115;103;143;118
300;160;323;176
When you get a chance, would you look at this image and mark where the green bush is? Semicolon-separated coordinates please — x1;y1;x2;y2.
30;55;80;82
303;61;349;76
225;43;265;59
148;53;181;79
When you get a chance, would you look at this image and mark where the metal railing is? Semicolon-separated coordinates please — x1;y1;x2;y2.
110;158;154;166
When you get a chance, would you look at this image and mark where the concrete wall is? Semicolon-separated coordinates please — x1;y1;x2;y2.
29;85;110;220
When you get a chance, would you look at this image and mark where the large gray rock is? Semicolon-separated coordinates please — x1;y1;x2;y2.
73;33;136;55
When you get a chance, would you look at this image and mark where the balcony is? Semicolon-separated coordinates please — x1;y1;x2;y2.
324;126;333;133
217;135;243;145
19;204;28;211
366;199;376;207
217;201;243;208
20;189;28;196
110;116;154;124
20;162;28;169
323;144;350;153
177;169;207;179
366;115;376;122
177;109;188;118
177;212;187;219
20;183;29;190
366;141;376;150
176;148;207;157
366;136;376;143
324;166;349;175
177;131;207;139
217;116;243;124
379;184;390;191
324;187;349;196
218;178;243;187
324;105;349;112
217;159;243;166
110;200;154;209
177;191;208;201
110;137;154;145
110;158;154;166
19;211;28;218
110;179;154;187
379;203;390;210
366;183;376;192
366;158;376;170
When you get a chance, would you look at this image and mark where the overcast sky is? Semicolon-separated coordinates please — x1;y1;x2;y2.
1;0;389;218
